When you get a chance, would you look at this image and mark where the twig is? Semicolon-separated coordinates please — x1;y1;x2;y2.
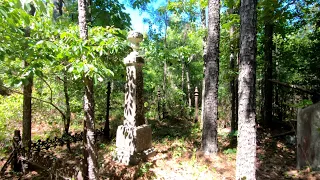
268;79;319;95
38;76;53;103
0;85;66;120
271;130;295;138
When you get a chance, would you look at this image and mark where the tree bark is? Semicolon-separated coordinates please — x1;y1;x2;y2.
229;7;238;134
263;22;273;128
52;0;63;19
200;8;207;128
22;4;35;149
162;60;167;118
78;0;98;178
63;69;71;135
201;0;220;155
181;61;184;92
103;81;111;141
162;4;169;119
185;62;192;108
236;0;257;179
22;61;33;149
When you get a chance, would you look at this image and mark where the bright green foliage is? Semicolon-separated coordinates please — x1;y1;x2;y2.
142;12;204;117
0;0;131;143
0;94;23;141
89;0;131;29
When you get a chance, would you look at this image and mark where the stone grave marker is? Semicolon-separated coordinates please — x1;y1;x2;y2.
114;31;154;165
297;102;320;170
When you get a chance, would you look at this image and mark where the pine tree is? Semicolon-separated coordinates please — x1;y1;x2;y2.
201;0;220;155
78;0;98;178
236;0;257;179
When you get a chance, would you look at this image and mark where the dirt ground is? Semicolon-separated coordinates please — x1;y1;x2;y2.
1;119;320;179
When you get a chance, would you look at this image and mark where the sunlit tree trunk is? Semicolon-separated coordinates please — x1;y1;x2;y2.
162;4;169;119
186;62;192;108
236;0;257;179
78;0;98;178
200;7;207;128
181;60;185;91
201;0;220;155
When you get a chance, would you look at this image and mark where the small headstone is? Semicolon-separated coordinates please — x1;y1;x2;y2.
297;102;320;170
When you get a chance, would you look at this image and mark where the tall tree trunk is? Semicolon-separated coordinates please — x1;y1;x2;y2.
103;81;111;141
162;7;168;119
22;60;33;148
53;0;71;151
22;4;35;149
185;63;192;108
263;22;273;128
78;0;98;178
52;0;63;19
63;69;71;134
229;8;238;134
201;0;220;155
181;60;185;116
162;60;167;118
236;0;257;179
200;8;207;128
181;60;185;93
274;46;282;121
63;68;72;152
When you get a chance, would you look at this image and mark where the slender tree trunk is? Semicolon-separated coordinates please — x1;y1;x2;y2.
53;0;71;135
78;0;98;178
185;63;192;108
63;68;72;151
162;2;169;119
22;5;35;149
236;0;257;179
22;60;33;148
263;22;273;128
201;0;220;155
229;9;238;134
235;53;239;131
63;69;71;134
200;8;207;128
103;81;111;141
181;60;185;116
52;0;63;19
181;60;185;92
162;60;167;118
53;0;71;150
274;47;282;121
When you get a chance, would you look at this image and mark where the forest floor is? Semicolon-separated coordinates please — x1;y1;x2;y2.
1;117;320;179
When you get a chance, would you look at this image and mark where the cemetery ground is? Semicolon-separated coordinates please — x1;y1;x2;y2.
1;115;320;179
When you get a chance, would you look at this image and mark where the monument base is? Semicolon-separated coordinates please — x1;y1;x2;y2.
114;124;155;165
297;102;320;170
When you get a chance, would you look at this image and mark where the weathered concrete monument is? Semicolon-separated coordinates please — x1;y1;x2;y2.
114;31;153;165
297;102;320;170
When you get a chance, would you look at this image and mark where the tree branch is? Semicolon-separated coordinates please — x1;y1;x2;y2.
38;76;53;103
0;85;66;120
268;79;319;95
